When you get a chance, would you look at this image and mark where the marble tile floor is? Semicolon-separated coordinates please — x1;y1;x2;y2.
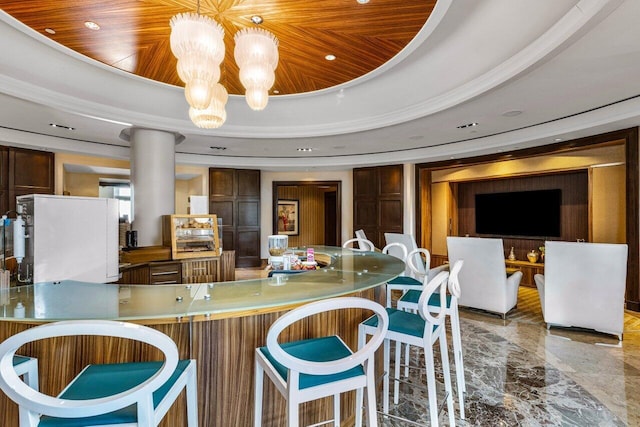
235;269;640;426
378;297;640;427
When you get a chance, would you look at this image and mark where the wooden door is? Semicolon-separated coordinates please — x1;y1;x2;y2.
209;168;261;267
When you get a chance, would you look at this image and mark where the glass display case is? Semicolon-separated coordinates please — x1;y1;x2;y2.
162;214;221;259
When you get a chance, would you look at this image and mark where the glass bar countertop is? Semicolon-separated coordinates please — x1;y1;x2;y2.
0;246;405;322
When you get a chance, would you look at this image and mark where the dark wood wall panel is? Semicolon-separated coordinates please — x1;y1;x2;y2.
209;169;235;197
457;171;588;260
353;165;403;248
209;168;260;267
0;146;55;214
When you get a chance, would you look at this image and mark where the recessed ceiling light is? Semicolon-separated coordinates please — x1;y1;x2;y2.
502;110;522;117
251;16;263;24
84;21;100;30
44;28;56;35
325;54;336;61
554;138;563;142
49;123;74;131
456;122;478;129
357;0;370;3
297;148;313;152
272;89;280;94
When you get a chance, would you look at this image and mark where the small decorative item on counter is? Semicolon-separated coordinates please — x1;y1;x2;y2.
288;259;318;271
14;302;25;318
508;246;516;261
268;235;288;256
539;245;545;262
527;250;539;263
306;248;315;263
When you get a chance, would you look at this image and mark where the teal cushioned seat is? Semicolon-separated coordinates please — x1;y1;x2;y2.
362;307;437;338
259;336;364;390
39;359;191;427
398;290;452;308
387;276;421;287
12;355;32;367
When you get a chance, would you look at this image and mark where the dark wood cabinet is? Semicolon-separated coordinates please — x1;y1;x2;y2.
0;146;55;214
118;251;236;284
209;168;261;267
353;164;403;248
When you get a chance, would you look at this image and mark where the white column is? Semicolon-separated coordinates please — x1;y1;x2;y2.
127;127;182;247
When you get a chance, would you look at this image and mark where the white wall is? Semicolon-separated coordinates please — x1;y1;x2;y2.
260;170;353;259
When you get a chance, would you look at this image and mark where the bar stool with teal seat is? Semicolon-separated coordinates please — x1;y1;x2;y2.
254;297;388;427
398;258;466;420
0;320;198;427
359;271;456;427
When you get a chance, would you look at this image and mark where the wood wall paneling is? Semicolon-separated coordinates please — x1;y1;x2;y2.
625;128;639;310
456;171;589;262
275;183;340;248
1;146;55;214
415;127;640;312
0;286;381;426
238;201;259;227
353;165;403;248
209;169;235;196
0;147;8;214
379;165;403;195
209;168;261;267
237;170;260;197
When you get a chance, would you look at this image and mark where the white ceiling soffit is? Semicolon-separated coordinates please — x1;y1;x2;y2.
0;0;638;170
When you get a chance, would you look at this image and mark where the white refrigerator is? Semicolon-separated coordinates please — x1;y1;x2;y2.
15;194;120;284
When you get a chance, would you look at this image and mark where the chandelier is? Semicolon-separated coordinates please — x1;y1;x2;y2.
170;5;279;128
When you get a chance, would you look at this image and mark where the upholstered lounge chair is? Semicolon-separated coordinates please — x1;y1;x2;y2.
447;236;523;318
534;240;628;339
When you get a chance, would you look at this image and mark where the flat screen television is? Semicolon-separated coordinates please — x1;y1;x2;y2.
475;189;561;238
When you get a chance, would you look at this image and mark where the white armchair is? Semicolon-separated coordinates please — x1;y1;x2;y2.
446;236;523;318
534;241;628;339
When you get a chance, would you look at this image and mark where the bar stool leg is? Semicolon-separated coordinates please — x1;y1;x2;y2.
333;393;340;426
254;363;264;427
423;343;439;427
364;358;378;427
394;341;401;404
438;330;456;427
382;339;390;414
451;310;466;420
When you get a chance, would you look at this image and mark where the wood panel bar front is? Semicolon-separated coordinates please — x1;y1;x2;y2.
0;247;401;426
0;288;380;426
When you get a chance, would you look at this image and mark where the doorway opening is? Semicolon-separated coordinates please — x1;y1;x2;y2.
272;181;341;247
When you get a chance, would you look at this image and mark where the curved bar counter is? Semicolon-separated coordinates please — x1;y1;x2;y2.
0;247;404;426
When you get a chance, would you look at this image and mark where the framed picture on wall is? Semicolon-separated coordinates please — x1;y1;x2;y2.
277;199;299;235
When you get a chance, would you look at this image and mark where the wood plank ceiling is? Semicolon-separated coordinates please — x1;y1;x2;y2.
1;0;435;96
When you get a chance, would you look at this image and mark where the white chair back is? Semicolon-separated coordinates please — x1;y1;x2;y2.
385;233;425;277
417;271;449;328
447;236;522;315
406;248;431;281
266;297;388;376
542;241;628;336
355;229;368;241
0;320;178;420
343;238;375;252
382;242;408;266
